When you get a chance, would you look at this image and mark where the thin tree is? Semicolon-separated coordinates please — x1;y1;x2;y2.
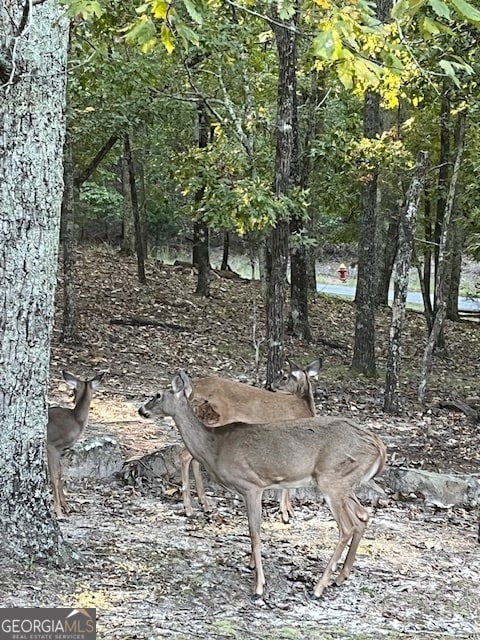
384;151;428;414
124;132;146;284
418;111;467;404
193;99;211;297
0;0;70;560
60;127;81;344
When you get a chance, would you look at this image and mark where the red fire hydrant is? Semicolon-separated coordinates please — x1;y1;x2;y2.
338;263;348;282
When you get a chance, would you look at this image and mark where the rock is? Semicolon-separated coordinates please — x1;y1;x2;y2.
63;435;123;479
385;467;480;508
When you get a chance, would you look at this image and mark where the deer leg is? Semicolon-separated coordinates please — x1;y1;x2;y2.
47;446;64;518
312;496;356;599
244;489;265;599
191;459;209;512
179;447;195;516
335;495;369;586
279;489;294;524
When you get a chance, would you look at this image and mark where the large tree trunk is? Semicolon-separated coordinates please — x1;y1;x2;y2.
418;111;466;403
384;151;428;414
0;0;69;560
266;3;298;385
60;127;81;344
351;89;380;376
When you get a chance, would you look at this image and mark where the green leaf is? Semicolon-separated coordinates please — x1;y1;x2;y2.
391;0;409;19
421;16;441;35
450;0;480;23
438;59;461;87
176;22;199;45
312;29;336;60
277;0;296;20
427;0;451;19
182;0;204;25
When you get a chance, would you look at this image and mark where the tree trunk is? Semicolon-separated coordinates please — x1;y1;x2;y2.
351;89;380;377
266;2;298;385
121;148;135;255
446;211;464;321
0;0;69;561
289;224;311;340
60;127;81;344
193;100;210;297
421;196;434;331
434;81;451;288
124;133;146;284
384;151;428;414
221;232;230;271
418;111;466;403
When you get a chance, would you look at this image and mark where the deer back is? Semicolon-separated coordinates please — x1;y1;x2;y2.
190;358;321;427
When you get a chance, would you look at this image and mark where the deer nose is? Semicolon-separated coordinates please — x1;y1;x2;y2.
138;406;150;418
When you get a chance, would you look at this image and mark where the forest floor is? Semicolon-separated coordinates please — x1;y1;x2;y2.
2;247;480;639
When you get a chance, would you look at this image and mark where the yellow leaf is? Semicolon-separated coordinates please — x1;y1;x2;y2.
161;23;175;54
152;0;169;19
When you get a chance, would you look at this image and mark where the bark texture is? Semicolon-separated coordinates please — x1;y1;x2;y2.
266;4;299;385
418;112;466;403
384;151;428;414
0;0;69;560
61;127;81;343
351;89;380;376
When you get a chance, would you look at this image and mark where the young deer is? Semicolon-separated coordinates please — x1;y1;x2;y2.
47;370;106;517
139;371;386;600
176;358;321;520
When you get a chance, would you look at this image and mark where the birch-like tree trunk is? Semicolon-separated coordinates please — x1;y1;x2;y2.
0;0;69;560
384;151;428;414
418;111;467;404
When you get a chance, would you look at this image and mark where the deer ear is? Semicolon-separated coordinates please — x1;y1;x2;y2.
62;371;80;389
287;360;302;374
175;370;193;398
306;358;322;378
91;371;107;389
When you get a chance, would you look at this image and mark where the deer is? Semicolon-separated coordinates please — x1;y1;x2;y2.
174;358;321;521
139;371;386;600
47;370;106;517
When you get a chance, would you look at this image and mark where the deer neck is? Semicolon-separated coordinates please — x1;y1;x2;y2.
303;381;315;415
173;397;216;462
72;384;93;429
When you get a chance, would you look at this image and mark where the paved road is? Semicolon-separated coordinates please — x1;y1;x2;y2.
317;283;480;312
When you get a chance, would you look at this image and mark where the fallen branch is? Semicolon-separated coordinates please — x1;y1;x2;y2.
438;399;479;423
110;317;190;331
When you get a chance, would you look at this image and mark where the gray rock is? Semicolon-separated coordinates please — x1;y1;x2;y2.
385;466;480;508
63;435;123;479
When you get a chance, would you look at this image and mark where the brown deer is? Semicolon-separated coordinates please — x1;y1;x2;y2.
177;358;321;520
139;371;386;600
47;370;106;517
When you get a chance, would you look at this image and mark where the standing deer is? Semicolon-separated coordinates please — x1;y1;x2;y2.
47;370;106;517
174;358;321;520
139;371;386;600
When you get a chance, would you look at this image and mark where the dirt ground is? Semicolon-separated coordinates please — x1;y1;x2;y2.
2;247;479;639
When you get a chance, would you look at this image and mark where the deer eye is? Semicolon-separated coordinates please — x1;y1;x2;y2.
156;393;161;399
